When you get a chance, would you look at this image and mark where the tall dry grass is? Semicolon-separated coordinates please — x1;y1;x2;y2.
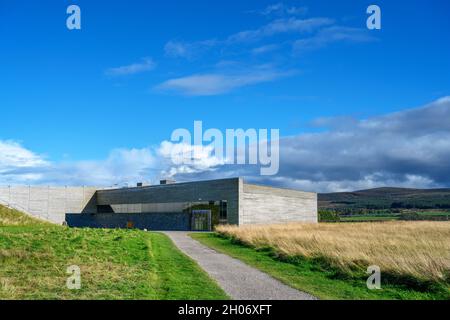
217;221;450;283
0;205;48;227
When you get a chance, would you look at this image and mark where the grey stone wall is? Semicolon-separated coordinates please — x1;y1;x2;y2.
66;212;190;231
0;186;98;224
240;183;317;225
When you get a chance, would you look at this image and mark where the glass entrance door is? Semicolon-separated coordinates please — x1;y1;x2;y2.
191;210;212;231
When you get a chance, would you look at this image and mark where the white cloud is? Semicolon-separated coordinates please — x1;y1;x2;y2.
159;6;373;95
158;141;225;177
293;26;375;53
164;40;218;59
105;57;155;76
251;44;280;55
258;3;308;17
251;174;437;193
155;66;293;96
0;143;159;186
43;148;159;186
0;140;47;169
227;17;334;43
0;140;48;184
164;17;333;59
164;41;190;58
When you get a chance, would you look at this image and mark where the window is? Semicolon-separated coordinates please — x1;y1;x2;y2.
97;205;114;213
219;200;228;222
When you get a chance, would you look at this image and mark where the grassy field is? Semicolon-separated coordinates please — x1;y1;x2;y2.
338;212;449;222
339;215;400;222
418;211;450;217
319;187;450;211
0;205;228;300
192;221;450;300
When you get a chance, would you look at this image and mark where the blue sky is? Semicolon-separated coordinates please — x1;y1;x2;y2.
1;0;450;191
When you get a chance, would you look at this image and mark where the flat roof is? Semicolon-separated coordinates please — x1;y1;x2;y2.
98;177;316;195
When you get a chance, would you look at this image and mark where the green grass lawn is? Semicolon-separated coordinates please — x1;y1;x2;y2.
339;215;400;222
417;211;450;217
338;211;449;222
191;233;449;300
0;206;228;300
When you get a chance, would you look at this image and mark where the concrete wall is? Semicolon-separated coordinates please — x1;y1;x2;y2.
96;179;317;227
96;178;241;225
240;183;317;225
0;186;98;224
0;179;318;227
66;212;190;231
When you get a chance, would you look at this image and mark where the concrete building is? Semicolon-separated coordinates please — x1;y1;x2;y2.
0;178;317;230
0;185;98;224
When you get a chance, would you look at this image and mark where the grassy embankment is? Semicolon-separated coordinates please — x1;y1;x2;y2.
192;221;450;300
0;205;228;300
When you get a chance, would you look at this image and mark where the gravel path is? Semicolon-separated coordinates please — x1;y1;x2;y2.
163;231;317;300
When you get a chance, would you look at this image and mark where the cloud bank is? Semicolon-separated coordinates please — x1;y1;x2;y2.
1;98;450;192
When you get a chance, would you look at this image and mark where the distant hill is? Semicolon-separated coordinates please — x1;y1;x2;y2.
318;187;450;210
